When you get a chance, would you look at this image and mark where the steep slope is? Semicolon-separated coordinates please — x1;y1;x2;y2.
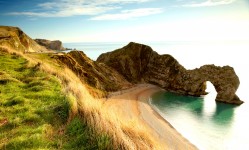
97;42;243;105
54;51;131;92
0;26;48;52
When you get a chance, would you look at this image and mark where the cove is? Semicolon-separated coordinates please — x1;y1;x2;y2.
150;90;249;150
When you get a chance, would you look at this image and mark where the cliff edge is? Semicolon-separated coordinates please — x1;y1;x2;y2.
0;26;48;52
54;51;131;92
97;42;243;105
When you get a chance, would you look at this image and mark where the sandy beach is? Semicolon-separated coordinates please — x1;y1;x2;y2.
104;84;197;150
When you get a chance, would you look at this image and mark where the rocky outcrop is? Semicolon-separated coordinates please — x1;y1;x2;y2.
97;42;243;105
190;65;241;104
0;26;48;52
54;51;131;92
35;39;65;51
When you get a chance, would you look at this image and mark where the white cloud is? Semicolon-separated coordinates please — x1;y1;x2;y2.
181;0;236;7
91;8;163;20
8;6;116;17
7;0;153;17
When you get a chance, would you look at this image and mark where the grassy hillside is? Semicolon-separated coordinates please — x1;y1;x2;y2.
0;25;160;149
0;47;160;149
0;50;110;149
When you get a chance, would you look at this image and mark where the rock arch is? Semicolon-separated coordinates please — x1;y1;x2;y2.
189;65;243;104
97;42;243;105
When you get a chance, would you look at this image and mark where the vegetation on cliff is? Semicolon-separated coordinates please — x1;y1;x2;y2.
54;50;131;94
0;49;112;149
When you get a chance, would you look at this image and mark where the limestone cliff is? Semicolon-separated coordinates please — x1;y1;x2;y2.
54;51;131;92
0;26;48;52
97;42;243;105
35;39;65;51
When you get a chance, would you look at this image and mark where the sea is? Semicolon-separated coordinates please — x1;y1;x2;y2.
64;41;249;150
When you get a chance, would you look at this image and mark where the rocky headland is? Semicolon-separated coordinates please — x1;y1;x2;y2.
97;42;243;105
35;39;65;51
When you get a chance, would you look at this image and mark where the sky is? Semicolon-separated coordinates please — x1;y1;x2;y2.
0;0;249;42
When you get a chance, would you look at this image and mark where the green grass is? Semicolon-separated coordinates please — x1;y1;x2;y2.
0;51;69;149
0;51;111;149
64;116;111;150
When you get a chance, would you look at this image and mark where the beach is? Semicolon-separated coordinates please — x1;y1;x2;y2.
104;84;197;149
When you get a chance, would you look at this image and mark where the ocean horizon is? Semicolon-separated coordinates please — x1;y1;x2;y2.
65;41;249;149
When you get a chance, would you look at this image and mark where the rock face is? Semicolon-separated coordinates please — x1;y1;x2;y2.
97;42;243;105
54;51;131;92
35;39;65;51
190;65;241;104
0;26;48;52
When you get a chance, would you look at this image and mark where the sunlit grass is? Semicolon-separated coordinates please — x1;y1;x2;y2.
0;51;69;149
64;116;111;150
0;50;114;149
0;47;161;150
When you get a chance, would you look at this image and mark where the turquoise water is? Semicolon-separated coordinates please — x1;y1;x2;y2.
151;90;249;150
65;41;249;149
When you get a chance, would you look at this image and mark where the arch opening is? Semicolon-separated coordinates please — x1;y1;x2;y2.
205;81;217;95
203;81;217;115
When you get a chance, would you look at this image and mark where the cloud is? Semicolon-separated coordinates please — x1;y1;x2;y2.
6;0;153;17
91;8;163;20
181;0;236;7
8;6;117;17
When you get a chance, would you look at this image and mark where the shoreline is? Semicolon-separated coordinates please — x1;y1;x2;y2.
104;84;197;149
137;85;198;149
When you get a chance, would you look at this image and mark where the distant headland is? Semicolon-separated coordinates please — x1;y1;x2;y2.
34;39;65;51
